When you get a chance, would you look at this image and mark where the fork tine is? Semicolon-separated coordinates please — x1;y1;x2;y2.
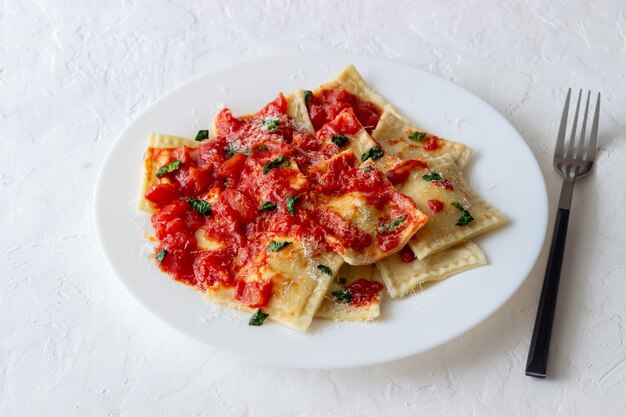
555;88;571;159
575;91;591;161
586;92;600;161
565;89;582;160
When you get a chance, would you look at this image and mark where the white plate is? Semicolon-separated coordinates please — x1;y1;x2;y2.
95;52;548;369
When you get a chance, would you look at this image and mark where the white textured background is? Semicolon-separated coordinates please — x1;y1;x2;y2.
2;0;626;415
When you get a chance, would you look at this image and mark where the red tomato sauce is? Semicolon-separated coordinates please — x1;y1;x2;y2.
427;199;444;212
308;87;381;133
346;279;384;307
385;159;428;186
422;135;440;151
145;93;422;309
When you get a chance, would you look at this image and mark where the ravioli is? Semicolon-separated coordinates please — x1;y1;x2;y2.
393;154;507;260
139;133;200;213
372;110;472;168
205;236;344;331
311;150;428;265
316;263;384;322
376;241;486;298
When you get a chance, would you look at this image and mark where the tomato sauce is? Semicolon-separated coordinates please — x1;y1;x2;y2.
385;159;428;186
427;199;444;212
346;279;384;307
145;93;423;310
308;87;381;133
422;135;440;151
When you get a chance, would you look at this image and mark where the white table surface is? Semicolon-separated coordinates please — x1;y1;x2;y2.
2;0;625;415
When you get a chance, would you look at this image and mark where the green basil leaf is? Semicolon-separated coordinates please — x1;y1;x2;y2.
248;309;269;326
156;248;168;263
332;288;352;303
267;241;291;252
156;160;182;177
263;155;287;174
317;264;332;276
422;172;443;182
187;198;212;216
259;201;277;212
362;165;372;172
304;90;312;106
195;129;209;141
362;146;384;162
378;217;405;232
452;202;474;226
331;135;348;147
286;194;300;215
408;131;426;142
262;118;280;131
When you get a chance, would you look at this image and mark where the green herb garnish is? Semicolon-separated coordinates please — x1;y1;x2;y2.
317;264;332;276
452;202;474;226
304;90;312;106
422;172;443;182
263;155;288;174
408;131;427;142
338;278;347;285
156;248;168;263
262;118;280;131
156;160;182;177
195;129;209;141
332;288;352;303
259;201;277;212
286;194;300;215
267;241;292;252
187;198;212;216
362;146;384;162
331;135;348;148
249;309;269;326
362;165;372;172
378;217;405;232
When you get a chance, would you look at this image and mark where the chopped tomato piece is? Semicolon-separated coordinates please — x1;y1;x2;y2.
193;252;233;289
427;199;445;212
152;200;189;224
217;152;247;181
145;183;178;205
213;189;258;225
308;88;381;133
164;218;186;235
158;249;195;286
172;145;192;164
346;279;384;307
235;280;273;308
258;93;287;117
214;108;242;136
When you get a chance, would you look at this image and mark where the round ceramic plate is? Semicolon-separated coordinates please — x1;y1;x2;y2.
95;52;548;369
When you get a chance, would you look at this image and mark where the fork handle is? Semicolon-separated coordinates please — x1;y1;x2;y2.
525;205;571;378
